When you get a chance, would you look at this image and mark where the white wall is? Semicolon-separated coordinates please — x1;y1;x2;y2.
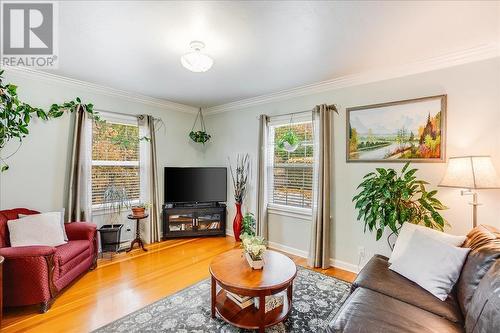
203;57;500;271
0;70;207;244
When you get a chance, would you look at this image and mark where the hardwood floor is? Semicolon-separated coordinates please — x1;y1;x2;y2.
2;236;356;333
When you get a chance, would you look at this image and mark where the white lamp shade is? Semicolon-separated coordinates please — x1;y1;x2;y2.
181;51;213;73
439;156;500;189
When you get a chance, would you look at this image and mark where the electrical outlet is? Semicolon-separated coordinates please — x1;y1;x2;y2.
358;246;366;260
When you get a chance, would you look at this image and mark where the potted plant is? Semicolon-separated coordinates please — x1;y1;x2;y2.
229;153;250;241
189;108;211;144
98;183;130;252
241;235;267;269
131;202;150;217
352;162;447;249
277;128;300;152
240;212;256;239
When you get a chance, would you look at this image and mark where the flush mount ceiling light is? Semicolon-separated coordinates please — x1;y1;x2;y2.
181;41;214;73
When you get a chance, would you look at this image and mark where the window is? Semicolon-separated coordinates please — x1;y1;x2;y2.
268;118;314;210
91;115;140;207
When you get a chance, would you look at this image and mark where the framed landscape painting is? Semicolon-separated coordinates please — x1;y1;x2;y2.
346;95;446;162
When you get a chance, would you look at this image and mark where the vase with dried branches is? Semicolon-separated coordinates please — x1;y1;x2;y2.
229;153;250;241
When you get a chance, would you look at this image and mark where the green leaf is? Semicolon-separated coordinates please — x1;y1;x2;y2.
401;162;410;174
376;228;383;240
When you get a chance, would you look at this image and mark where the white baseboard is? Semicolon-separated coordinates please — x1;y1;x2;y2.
267;241;308;259
226;229;359;274
329;259;360;274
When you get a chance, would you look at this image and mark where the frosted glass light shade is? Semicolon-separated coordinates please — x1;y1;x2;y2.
181;41;213;73
439;156;500;189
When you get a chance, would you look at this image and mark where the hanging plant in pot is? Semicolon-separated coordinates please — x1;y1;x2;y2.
189;108;211;144
229;153;250;242
277;115;300;153
277;129;300;153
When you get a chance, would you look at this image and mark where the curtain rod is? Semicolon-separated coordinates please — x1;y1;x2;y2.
97;109;162;122
264;104;339;119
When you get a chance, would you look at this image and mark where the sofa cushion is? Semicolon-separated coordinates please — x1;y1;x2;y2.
456;225;500;314
389;222;466;264
464;260;500;333
0;209;39;248
55;240;90;266
352;254;463;323
327;287;464;333
389;230;470;301
8;212;67;247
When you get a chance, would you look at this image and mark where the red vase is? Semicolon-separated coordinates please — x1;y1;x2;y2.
233;202;243;242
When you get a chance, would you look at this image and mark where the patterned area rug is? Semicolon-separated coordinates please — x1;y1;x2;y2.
93;266;351;332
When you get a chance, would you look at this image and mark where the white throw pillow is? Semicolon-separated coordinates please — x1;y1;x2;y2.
389;230;470;301
389;222;466;264
19;208;68;241
8;212;67;247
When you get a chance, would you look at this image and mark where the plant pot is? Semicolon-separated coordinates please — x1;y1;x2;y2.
233;203;243;242
283;141;299;152
245;252;264;270
98;224;124;252
131;207;145;217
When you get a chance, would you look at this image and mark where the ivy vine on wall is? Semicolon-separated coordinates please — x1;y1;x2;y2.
0;70;100;171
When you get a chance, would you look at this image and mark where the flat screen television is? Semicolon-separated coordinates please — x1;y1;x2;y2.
164;167;227;204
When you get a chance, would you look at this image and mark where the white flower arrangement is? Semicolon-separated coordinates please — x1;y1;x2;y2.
241;235;267;261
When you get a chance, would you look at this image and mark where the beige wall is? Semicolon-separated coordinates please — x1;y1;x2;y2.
2;58;499;269
202;57;500;271
0;70;203;244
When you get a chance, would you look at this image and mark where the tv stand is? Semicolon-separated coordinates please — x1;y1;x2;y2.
162;204;226;239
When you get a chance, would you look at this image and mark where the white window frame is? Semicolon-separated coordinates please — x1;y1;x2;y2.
91;111;140;211
267;113;314;218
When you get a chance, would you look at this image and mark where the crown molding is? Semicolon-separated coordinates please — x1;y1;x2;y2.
204;43;500;115
3;67;199;114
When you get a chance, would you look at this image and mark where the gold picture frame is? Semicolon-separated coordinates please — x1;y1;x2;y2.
346;95;447;163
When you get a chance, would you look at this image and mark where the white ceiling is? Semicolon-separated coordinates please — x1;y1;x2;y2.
46;1;499;108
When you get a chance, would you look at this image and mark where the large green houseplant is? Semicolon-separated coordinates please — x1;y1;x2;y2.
353;162;447;249
0;70;99;171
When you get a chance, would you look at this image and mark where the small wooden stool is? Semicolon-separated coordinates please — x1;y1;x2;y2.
127;214;149;252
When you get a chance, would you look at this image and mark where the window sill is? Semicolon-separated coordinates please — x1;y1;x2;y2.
92;200;140;216
268;204;312;221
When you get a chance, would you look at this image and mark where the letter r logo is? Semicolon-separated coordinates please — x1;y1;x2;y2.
2;3;53;55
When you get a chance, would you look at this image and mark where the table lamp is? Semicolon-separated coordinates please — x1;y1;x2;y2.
439;156;500;227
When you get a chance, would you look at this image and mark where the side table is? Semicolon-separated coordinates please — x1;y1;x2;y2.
127;214;149;252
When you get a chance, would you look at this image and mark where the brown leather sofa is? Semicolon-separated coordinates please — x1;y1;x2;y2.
328;225;500;333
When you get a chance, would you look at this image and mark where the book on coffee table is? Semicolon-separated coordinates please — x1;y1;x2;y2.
226;291;254;309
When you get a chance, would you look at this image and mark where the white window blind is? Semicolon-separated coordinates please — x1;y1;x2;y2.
268;115;314;210
91;115;140;206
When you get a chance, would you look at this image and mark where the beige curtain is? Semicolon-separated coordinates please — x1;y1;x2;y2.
139;115;161;243
256;114;269;238
308;104;337;268
67;106;92;222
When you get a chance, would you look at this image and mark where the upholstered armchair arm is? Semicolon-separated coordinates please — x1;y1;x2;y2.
0;245;57;308
0;245;56;258
65;222;97;241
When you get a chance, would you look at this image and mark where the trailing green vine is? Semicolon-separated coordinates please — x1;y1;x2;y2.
0;69;100;171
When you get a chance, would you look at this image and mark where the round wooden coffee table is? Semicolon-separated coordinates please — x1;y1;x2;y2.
209;249;297;332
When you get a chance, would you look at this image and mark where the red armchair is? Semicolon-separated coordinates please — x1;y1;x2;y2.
0;208;97;313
